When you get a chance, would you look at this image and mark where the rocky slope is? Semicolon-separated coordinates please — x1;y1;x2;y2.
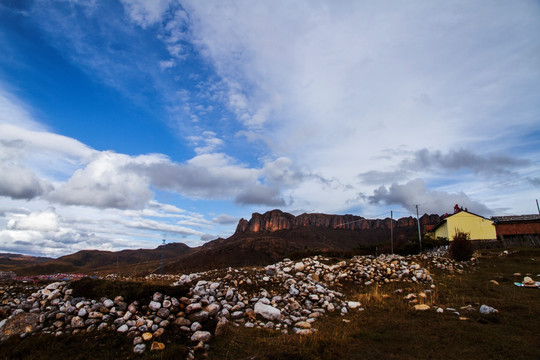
235;209;441;234
0;250;470;357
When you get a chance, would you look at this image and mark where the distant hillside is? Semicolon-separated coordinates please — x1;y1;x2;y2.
0;253;53;272
13;243;194;276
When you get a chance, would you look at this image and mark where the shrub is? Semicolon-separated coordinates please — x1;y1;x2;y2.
449;231;473;261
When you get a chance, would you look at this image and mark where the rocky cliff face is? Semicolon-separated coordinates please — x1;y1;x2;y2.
235;209;441;234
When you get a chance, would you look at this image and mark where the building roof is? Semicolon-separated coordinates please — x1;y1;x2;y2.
429;210;492;232
491;214;540;222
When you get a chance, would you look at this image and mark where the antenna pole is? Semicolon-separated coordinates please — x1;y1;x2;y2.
390;210;393;254
161;239;165;275
416;205;422;252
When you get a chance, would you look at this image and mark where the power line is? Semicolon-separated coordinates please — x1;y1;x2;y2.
333;211;391;227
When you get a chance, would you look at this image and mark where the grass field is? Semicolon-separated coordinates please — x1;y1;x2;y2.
0;248;538;360
209;247;540;360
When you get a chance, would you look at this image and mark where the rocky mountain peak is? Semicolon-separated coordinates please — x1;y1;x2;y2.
235;209;440;234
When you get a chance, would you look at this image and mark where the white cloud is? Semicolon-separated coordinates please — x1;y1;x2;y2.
212;214;238;225
235;184;285;207
0;91;94;201
0;206;125;257
178;0;540;214
148;200;185;214
48;151;154;209
368;179;490;215
0;164;53;200
201;233;216;241
147;152;264;200
0;89;45;130
120;0;173;28
7;208;59;232
0;123;95;171
124;217;204;236
188;131;224;155
159;59;175;69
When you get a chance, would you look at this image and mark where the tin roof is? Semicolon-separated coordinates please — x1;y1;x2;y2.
491;214;540;222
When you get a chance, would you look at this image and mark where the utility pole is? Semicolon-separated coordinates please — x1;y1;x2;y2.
390;210;394;254
416;205;422;252
161;239;165;275
536;199;540;216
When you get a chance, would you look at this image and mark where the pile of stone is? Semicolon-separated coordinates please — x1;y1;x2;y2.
1;251;469;356
284;254;435;286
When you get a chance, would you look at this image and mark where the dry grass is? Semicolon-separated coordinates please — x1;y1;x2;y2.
209;248;540;360
0;248;539;359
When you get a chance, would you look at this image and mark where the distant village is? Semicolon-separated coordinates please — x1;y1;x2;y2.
0;272;89;284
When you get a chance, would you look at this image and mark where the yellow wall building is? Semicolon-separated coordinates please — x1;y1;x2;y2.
431;211;496;241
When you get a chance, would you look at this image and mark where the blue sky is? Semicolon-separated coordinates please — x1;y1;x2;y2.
0;0;539;257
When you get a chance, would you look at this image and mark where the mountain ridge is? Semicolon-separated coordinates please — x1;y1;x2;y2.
4;210;441;276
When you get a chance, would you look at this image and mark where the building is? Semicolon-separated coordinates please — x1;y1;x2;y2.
429;210;496;241
491;215;540;237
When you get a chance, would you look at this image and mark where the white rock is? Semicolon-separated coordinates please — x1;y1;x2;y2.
133;344;146;354
117;324;129;333
45;282;62;291
210;282;221;291
204;303;221;317
185;303;202;313
294;262;305;272
191;331;212;343
254;302;281;320
293;328;311;335
259;297;270;305
479;305;498;315
347;301;361;309
149;301;162;311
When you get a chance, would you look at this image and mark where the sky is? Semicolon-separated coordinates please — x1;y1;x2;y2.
0;0;539;258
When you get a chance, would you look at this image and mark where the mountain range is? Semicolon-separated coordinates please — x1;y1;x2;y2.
2;210;441;276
